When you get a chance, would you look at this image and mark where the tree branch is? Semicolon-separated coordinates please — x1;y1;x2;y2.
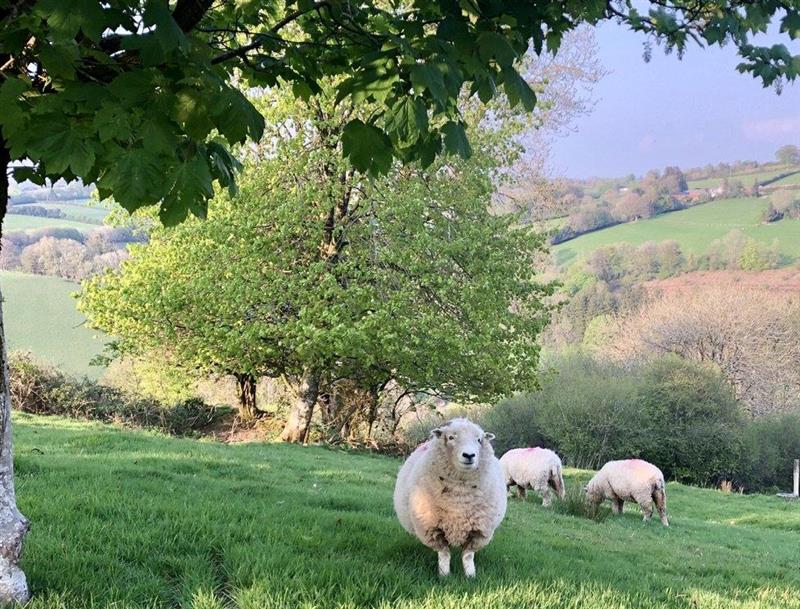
210;0;330;65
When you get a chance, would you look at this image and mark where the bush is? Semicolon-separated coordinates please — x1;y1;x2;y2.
737;414;800;493
480;354;743;485
8;352;229;436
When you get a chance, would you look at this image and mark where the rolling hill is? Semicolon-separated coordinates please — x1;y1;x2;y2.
12;413;800;609
687;167;798;190
553;196;800;267
1;272;106;378
2;214;99;233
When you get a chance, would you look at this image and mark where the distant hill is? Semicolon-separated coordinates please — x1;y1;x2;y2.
0;271;106;378
2;214;99;233
553;196;800;267
686;167;797;190
644;268;800;294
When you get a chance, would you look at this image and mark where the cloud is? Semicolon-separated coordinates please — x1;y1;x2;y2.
741;116;800;141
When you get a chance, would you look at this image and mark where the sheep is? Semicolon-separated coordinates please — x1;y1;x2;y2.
499;447;566;507
393;418;507;577
585;459;669;526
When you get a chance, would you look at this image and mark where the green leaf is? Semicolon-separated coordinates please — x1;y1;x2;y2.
26;120;96;175
501;66;537;111
385;97;428;146
781;11;800;39
212;88;265;145
342;119;393;175
36;0;107;40
410;64;447;104
477;31;517;67
38;42;79;80
93;103;133;143
442;121;471;159
98;149;166;211
160;156;215;225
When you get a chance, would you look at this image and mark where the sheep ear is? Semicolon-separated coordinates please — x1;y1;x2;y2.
484;432;495;442
431;428;444;439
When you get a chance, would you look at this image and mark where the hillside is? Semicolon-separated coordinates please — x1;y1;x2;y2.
12;413;800;609
687;168;796;190
645;268;800;294
0;272;106;378
553;197;800;267
2;214;99;233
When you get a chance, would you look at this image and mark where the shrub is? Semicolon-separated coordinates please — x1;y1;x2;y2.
480;354;743;485
8;352;229;436
736;414;800;493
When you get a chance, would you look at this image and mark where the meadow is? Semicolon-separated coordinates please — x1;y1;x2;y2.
686;168;797;190
1;271;106;378
769;172;800;187
13;413;800;609
33;202;110;222
553;197;800;266
3;214;99;232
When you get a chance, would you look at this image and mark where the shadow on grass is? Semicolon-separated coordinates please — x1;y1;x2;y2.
12;414;800;609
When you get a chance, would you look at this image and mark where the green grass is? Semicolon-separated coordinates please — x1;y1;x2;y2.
33;202;109;222
12;413;800;609
768;172;800;187
553;197;800;266
2;214;99;233
687;168;796;190
1;272;106;378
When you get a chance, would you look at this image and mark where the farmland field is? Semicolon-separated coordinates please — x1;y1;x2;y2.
0;271;106;378
2;214;99;233
553;197;800;266
34;202;110;222
768;172;800;187
12;413;800;609
687;167;797;190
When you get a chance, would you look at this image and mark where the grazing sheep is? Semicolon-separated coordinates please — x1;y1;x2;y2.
393;418;507;577
499;447;566;507
585;459;669;526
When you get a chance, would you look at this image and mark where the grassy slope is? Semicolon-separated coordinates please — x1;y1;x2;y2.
553;197;800;266
34;202;109;222
13;414;800;609
2;214;99;232
1;272;105;378
687;168;796;190
770;172;800;187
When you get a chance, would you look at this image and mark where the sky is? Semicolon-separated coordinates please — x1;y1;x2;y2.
550;22;800;179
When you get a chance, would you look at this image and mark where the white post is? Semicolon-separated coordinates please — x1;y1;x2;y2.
794;459;799;497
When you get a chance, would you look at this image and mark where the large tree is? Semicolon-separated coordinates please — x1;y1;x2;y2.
2;0;800;602
79;86;553;442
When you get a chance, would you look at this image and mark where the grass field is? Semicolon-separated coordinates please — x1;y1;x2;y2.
2;214;99;233
1;272;106;378
687;167;797;190
768;172;800;187
553;197;800;266
34;202;109;222
12;413;800;609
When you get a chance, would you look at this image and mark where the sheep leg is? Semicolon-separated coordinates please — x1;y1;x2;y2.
516;484;527;500
461;550;476;578
541;486;552;507
653;488;669;526
437;548;451;577
639;499;654;522
611;497;623;515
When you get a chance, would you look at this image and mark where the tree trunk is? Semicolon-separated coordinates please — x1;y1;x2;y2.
234;373;259;421
0;138;31;602
280;371;319;443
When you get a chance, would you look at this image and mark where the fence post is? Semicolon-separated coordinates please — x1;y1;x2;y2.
794;459;799;497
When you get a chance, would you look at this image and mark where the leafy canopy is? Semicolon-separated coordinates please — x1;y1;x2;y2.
2;0;800;224
78;87;553;402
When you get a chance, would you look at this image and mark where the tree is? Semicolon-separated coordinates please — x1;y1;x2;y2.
775;144;800;166
80;88;554;444
2;0;800;602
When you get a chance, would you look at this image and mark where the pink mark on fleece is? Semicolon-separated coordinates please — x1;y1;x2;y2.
414;441;429;453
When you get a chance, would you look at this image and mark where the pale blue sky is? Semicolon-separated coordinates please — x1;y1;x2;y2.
550;22;800;178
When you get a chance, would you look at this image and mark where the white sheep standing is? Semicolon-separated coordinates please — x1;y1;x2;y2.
585;459;669;526
499;447;566;507
393;418;507;577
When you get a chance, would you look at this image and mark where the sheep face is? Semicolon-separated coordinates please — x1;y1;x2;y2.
432;418;495;472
